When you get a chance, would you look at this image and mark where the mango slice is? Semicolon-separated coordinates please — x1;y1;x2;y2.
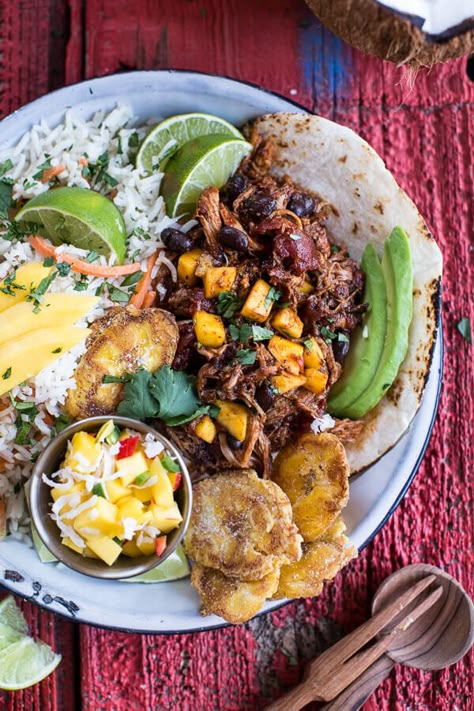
0;262;52;313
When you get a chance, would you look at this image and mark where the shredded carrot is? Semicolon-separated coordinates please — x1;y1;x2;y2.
78;156;88;166
43;412;55;427
41;164;65;183
142;290;157;308
29;235;142;277
130;252;158;308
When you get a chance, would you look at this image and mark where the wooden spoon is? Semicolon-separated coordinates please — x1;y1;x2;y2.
321;564;474;710
267;564;474;710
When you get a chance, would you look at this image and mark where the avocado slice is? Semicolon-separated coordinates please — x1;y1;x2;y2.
327;243;387;416
333;227;413;419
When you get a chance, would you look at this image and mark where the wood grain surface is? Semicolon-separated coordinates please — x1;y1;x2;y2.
0;1;473;709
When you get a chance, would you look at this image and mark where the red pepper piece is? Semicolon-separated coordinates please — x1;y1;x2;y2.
116;435;140;460
155;535;167;557
168;472;182;491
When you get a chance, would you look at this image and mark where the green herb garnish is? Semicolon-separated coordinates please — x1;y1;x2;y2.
121;271;144;288
0;159;13;177
236;349;257;365
108;286;129;303
32;156;52;181
133;471;151;486
55;261;71;277
51;347;62;354
457;317;472;344
43;257;55;267
264;286;281;310
92;483;106;498
217;291;243;319
2;367;11;380
251;325;273;341
161;455;180;473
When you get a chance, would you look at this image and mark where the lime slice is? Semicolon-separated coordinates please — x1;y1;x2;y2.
0;622;25;651
121;545;190;583
14;186;127;264
0;636;61;691
0;596;28;635
161;134;252;218
136;112;244;174
31;524;57;564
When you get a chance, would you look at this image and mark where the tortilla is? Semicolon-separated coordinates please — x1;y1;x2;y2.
251;113;442;473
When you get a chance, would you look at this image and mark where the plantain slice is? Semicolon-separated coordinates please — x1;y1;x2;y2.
66;306;179;419
271;433;349;542
183;469;302;581
273;517;357;599
191;563;280;624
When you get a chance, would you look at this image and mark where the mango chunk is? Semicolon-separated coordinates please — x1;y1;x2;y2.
268;335;304;375
177;249;203;286
215;400;248;442
85;535;122;566
0;293;98;346
303;338;324;369
304;368;329;395
64;432;101;472
299;279;314;295
73;497;121;538
203;267;237;298
240;279;274;322
122;539;143;558
195;415;217;443
150;458;175;508
136;538;156;556
62;537;84;554
51;481;86;503
105;478;131;504
271;372;307;394
272;307;304;339
0;326;90;397
0;262;52;313
151;503;183;533
193;311;226;348
115;451;149;486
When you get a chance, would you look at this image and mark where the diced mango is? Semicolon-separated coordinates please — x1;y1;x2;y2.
136;538;156;556
299;279;314;295
272;307;304;339
117;496;145;522
168;472;182;491
268;335;304;375
195;415;217;443
240;279;274;322
177;249;203;286
203;267;237;298
64;432;101;471
0;326;90;398
271;372;307;394
105;478;131;504
51;481;86;503
303;337;324;369
0;293;98;346
115;451;149;486
193;311;226;348
84;535;122;566
304;368;329;394
62;537;84;554
82;546;99;559
151;503;183;533
150;458;175;508
122;539;143;558
132;485;153;504
215;400;248;442
74;498;121;538
0;262;52;313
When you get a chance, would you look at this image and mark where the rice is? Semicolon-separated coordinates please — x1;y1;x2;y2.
0;105;181;540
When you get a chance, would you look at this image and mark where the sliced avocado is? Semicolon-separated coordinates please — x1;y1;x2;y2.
337;226;413;419
327;243;387;416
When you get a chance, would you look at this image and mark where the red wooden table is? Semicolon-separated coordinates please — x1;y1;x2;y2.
1;1;473;709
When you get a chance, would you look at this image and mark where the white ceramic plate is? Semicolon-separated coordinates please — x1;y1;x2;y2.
0;71;442;633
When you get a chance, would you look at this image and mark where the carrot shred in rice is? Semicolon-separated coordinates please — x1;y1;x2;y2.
129;252;158;308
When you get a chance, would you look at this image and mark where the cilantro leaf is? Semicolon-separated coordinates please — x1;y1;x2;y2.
264;286;281;310
457;317;472;344
304;338;314;352
0;159;13;177
108;286;129;303
236;349;257;365
217;291;243;319
0;179;13;219
117;369;159;419
251;325;273;341
320;326;337;343
149;366;200;421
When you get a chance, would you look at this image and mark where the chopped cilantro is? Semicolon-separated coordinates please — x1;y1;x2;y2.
216;291;243;319
26;271;57;312
54;414;71;434
42;257;55;267
121;271;144;287
108;286;129;303
85;250;99;263
304;338;314;352
128;132;140;148
55;261;71;277
331;244;340;254
252;325;273;341
320;326;337;343
14;417;31;445
236;349;257;365
95;282;106;296
2;367;11;380
229;322;252;342
103;374;131;384
264;286;281;310
0;159;13;177
32;156;52;181
0;179;14;219
51;347;62;354
73;274;89;291
457;317;472;344
92;483;106;498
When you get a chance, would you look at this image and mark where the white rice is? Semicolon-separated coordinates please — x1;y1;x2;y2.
0;105;182;540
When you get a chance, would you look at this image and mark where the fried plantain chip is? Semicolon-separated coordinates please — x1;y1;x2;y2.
271;433;349;541
66;306;179;419
273;517;357;599
183;469;302;581
191;564;280;624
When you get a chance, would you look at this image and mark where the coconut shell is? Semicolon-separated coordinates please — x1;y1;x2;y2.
305;0;474;68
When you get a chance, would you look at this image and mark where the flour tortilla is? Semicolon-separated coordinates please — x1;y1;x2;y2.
251;113;442;473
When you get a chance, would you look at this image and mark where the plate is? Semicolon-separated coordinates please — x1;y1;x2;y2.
0;71;442;633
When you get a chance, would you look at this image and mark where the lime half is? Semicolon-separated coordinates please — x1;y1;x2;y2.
120;545;190;583
15;186;127;264
136;112;244;174
161;134;251;218
0;596;61;690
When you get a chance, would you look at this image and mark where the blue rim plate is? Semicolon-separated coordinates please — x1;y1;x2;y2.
0;71;442;633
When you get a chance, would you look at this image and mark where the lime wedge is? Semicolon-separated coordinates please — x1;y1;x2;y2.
121;545;190;583
14;186;127;264
136;112;244;174
0;596;61;690
161;134;251;218
31;524;57;564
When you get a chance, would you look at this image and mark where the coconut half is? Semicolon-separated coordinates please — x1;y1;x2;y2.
305;0;474;67
251;112;442;474
377;0;474;39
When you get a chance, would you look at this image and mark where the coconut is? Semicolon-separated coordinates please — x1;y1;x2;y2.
305;0;474;68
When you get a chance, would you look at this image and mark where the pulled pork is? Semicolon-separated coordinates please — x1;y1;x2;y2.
162;134;366;479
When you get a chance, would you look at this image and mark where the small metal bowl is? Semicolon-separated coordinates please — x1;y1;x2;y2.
28;416;192;580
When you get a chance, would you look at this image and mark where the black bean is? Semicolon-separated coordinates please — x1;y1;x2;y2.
333;335;350;363
287;192;315;218
161;227;193;254
226;174;248;203
242;191;276;222
218;225;249;252
227;434;243;449
255;382;275;410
